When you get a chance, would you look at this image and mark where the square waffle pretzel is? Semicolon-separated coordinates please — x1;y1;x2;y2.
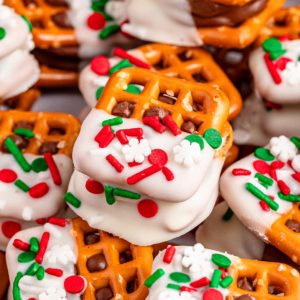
228;258;300;299
138;44;242;121
71;218;154;300
4;0;77;49
97;67;233;159
0;110;80;156
198;0;284;49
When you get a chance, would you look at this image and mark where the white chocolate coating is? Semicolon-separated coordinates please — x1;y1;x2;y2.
0;5;39;99
196;202;265;259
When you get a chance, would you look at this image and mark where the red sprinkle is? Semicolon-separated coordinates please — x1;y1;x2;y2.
29;182;49;199
128;164;161;185
180;286;197;293
137;199;158;218
278;35;292;42
13;239;30;251
264;100;282;110
64;275;85;294
148;149;168;166
253;160;269;174
220;268;227;279
269;169;278;181
106;154;124;173
119;20;135;39
143;116;166;133
90;56;110;76
128;161;142;167
271;161;285;170
2;221;21;238
163;245;176;264
116;130;128;144
163;115;181;136
95;125;115;148
0;169;17;183
162;167;174;181
277;180;290;195
292;172;300;183
45;268;63;277
190;277;210;288
48;217;67;227
203;288;223;300
87;12;106;30
232;168;251;176
35;232;50;264
274;57;292;70
260;200;270;212
122;128;143;138
85;179;104;194
264;53;282;84
44;153;62;185
35;218;47;225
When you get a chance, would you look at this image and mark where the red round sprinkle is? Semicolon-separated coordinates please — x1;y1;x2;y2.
0;169;17;183
2;221;21;238
203;288;224;300
85;179;104;194
253;160;269;174
90;56;110;76
137;199;158;218
64;275;85;294
87;12;106;30
148;149;168;166
29;183;49;198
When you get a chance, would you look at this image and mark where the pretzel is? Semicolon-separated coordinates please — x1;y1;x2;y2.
212;0;253;5
0;251;8;299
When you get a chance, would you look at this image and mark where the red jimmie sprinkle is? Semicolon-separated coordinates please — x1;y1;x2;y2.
127;164;161;185
163;245;176;264
264;53;282;84
292;172;300;183
122;128;143;138
220;268;227;279
44;153;62;185
260;200;270;212
143;116;166;133
28;298;37;300
274;57;292;70
116;130;128;144
277;180;291;195
35;218;47;225
87;12;106;30
180;286;197;293
162;166;174;181
90;56;110;75
278;35;292;42
35;232;50;264
64;275;85;294
0;169;17;183
48;217;67;227
253;160;269;174
85;178;104;194
106;154;124;173
163;115;181;136
271;161;285;170
2;221;21;238
46;268;63;277
95;125;115;148
137;199;158;218
203;288;223;300
190;277;210;288
232;168;251;176
128;161;142;167
269;168;278;181
29;182;49;199
13;239;30;251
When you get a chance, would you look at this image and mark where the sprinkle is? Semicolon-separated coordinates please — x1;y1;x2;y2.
13;239;30;251
29;182;49;198
167;283;181;291
0;169;17;183
64;275;85;294
274;57;292;70
18;251;35;263
22;15;32;31
91;56;110;75
180;286;197;293
291;136;300;150
163;115;181;136
94;125;115;148
222;208;234;221
220;276;233;288
210;269;222;288
30;237;39;253
106;154;124;173
220;268;227;279
44;153;62;185
162;167;174;181
204;128;222;149
25;262;39;276
102;117;123;127
203;288;223;300
253;160;269;174
116;130;128;144
35;232;50;264
254;147;275;161
190;277;210;288
148;149;168;166
85;179;104;194
2;221;21;238
113;187;141;199
0;27;6;40
245;182;279;211
277;180;291;195
64;192;81;208
96;86;104;100
143;116;166;133
127;164;161;185
264;53;282;84
255;173;274;188
263;37;283;53
48;217;67;227
14;179;30;192
278;192;300;202
31;158;48;173
185;134;204;150
212;253;231;268
45;268;63;277
104;185;115;205
87;12;106;30
292;173;300;183
99;24;120;39
4;137;31;172
137;199;158;218
169;272;191;283
163;246;176;264
122;128;143;137
232;168;251;176
113;48;151;69
260;200;270;211
144;269;165;288
126;84;141;94
109;59;133;75
13;272;23;300
36;266;45;280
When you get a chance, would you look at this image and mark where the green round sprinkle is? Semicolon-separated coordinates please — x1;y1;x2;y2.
203;128;222;149
30;237;40;253
109;59;133;75
126;84;141;95
104;185;115;205
31;158;48;173
222;208;234;221
96;86;105;100
64;192;81;208
210;269;222;288
99;24;120;40
263;37;282;53
25;262;39;276
167;283;181;290
14;179;30;192
18;251;36;263
21;15;33;32
278;192;300;202
270;49;286;61
0;27;6;40
169;272;191;283
291;136;300;150
212;253;232;268
255;173;273;188
220;276;233;288
254;147;275;161
185;134;204;150
14;128;34;139
102;117;123;127
144;268;165;288
13;272;23;300
36;266;45;280
113;188;141;199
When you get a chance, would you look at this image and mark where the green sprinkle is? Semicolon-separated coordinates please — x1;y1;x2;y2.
169;272;190;283
109;59;133;75
36;266;45;280
211;253;231;268
185;134;204;150
210;269;222;288
113;188;141;199
291;136;300;150
220;276;233;288
144;268;165;288
21;15;33;32
203;128;222;149
100;24;120;39
30;237;40;253
14;179;30;192
14;128;34;139
167;283;181;290
222;208;234;221
31;158;48;173
96;86;105;100
126;84;141;94
4;137;31;172
13;272;23;300
245;182;279;211
25;262;39;276
263;37;283;53
0;27;6;40
64;192;81;208
105;185;115;205
278;192;300;202
91;0;109;11
254;147;275;161
270;49;286;60
102;117;123;127
255;173;273;188
18;251;36;263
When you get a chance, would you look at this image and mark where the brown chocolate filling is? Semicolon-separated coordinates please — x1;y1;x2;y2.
189;0;268;27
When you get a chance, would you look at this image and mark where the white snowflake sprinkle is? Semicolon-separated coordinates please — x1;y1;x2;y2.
44;244;76;266
39;287;67;300
292;155;300;172
173;140;202;168
122;138;151;163
269;136;297;162
282;61;300;85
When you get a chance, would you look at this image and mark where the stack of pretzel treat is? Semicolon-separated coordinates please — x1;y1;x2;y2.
2;1;300;300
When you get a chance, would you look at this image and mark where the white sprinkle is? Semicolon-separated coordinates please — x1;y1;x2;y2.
22;207;32;221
